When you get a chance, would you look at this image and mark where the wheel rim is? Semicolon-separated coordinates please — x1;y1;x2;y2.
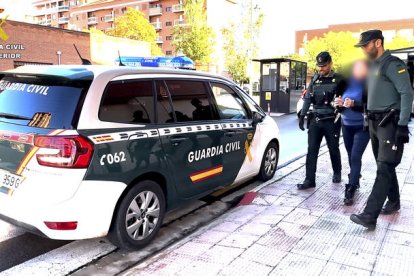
125;191;160;241
264;147;277;176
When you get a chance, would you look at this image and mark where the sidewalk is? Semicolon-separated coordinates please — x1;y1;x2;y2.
123;126;414;276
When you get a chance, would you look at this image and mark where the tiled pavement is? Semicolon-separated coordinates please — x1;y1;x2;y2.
123;128;414;276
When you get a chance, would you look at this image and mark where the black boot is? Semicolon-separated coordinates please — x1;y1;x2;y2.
297;179;316;190
381;200;400;215
350;213;377;230
344;184;357;206
332;172;341;183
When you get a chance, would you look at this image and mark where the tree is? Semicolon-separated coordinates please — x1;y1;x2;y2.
222;25;249;84
299;31;414;73
386;35;413;50
106;8;162;56
222;0;263;84
172;0;214;63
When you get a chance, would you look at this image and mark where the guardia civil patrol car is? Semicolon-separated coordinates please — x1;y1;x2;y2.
0;65;280;250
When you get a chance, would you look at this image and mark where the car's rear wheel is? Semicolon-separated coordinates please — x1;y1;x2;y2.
258;141;279;181
107;180;165;250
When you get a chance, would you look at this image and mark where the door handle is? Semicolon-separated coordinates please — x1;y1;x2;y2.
224;131;237;137
169;136;188;146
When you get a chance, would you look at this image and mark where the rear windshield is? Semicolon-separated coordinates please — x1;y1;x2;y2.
0;75;91;129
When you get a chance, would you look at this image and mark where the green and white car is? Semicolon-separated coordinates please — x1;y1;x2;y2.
0;65;280;250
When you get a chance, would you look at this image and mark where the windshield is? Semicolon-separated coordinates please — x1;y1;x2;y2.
0;75;91;129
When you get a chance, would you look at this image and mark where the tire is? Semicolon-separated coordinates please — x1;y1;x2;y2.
258;142;279;181
107;180;166;250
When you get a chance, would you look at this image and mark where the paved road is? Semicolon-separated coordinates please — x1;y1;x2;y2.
0;113;309;275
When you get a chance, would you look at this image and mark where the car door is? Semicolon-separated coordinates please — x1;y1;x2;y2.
209;82;255;185
157;79;227;199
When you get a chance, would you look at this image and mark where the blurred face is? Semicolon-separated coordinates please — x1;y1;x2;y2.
318;62;332;76
352;60;368;80
362;39;382;60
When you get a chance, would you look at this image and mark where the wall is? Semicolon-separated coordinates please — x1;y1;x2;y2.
0;20;90;71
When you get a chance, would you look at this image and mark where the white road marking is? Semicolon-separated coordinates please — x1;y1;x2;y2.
0;239;116;276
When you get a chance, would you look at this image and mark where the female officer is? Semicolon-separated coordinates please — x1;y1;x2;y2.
335;60;370;205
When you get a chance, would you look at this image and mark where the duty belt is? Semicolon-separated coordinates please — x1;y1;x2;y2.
312;112;336;122
367;110;400;121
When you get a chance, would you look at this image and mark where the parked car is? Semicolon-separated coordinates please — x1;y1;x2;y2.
0;65;280;250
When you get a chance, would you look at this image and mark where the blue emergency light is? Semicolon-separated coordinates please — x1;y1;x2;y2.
115;56;195;70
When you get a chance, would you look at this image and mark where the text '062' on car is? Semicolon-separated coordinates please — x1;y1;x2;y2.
0;65;280;250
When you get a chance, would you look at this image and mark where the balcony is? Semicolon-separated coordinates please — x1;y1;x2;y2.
149;6;162;16
151;21;162;30
172;4;184;12
104;14;114;22
58;16;69;24
39;19;51;26
57;5;69;12
33;7;57;16
87;16;98;25
156;36;163;44
174;19;186;26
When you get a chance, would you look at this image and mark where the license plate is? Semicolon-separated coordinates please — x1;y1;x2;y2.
0;170;24;196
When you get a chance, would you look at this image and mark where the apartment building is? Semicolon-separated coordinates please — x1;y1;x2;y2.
31;0;237;60
295;18;414;55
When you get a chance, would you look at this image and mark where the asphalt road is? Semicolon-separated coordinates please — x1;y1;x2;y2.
0;113;309;275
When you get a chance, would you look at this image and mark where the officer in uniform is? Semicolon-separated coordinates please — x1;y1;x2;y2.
351;30;413;229
298;52;347;190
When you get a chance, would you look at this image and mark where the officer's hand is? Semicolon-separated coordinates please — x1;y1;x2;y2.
299;115;306;131
395;125;410;145
334;96;343;107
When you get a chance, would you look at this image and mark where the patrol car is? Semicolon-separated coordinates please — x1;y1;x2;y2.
0;65;280;250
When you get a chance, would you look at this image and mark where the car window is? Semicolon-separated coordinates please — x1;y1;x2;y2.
165;80;214;122
235;86;265;117
0;75;90;129
155;81;175;123
99;80;154;124
210;83;248;120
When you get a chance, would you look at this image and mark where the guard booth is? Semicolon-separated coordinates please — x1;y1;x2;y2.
253;58;307;114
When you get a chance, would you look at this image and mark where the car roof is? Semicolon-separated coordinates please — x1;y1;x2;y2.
2;65;234;84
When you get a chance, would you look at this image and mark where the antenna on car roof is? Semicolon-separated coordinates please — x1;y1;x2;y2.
118;50;126;66
73;44;92;65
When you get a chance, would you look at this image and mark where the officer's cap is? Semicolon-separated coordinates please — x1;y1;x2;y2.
354;30;384;47
316;51;332;67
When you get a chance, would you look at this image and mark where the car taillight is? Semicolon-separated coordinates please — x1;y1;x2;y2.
44;221;78;230
34;135;94;168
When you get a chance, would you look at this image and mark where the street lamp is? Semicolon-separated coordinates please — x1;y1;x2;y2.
56;50;62;65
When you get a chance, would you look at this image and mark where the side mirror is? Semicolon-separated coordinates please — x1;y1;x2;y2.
252;112;264;127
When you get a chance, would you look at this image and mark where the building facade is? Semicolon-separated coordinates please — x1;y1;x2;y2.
30;0;237;59
295;18;414;54
0;20;150;71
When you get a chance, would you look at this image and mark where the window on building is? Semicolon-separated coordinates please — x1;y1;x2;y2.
99;80;154;124
166;36;173;41
166;50;172;56
121;7;127;13
166;80;214;122
166;21;172;27
165;7;172;12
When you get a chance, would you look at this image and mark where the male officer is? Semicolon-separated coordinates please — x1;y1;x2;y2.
351;30;413;229
298;52;347;190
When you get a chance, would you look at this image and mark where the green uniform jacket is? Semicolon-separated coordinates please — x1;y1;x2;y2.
368;50;414;126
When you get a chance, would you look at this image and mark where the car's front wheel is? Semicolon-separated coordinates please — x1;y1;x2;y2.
258;141;279;181
107;180;166;250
